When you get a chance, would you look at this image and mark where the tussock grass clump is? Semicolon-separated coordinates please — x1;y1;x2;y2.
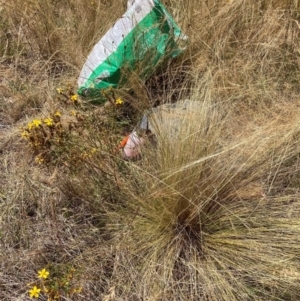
79;81;300;300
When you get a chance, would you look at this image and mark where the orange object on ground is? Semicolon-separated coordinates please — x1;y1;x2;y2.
119;135;130;148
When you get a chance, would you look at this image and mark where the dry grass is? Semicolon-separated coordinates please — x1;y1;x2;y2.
1;0;300;300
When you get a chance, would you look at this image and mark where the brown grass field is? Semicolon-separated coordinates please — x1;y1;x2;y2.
1;0;300;300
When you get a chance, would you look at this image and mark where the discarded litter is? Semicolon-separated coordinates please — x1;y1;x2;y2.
119;100;199;160
120;130;145;160
78;0;187;103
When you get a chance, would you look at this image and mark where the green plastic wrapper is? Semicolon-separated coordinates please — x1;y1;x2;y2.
78;0;187;103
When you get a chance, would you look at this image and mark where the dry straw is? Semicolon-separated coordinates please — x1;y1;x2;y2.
1;0;300;300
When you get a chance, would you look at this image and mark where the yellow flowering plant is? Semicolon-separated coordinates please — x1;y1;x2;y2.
29;286;41;298
38;268;50;279
35;155;44;165
70;94;78;103
20;85;133;168
28;265;82;300
44;117;54;126
20;106;89;165
28;119;42;130
55;85;81;107
20;112;66;164
56;87;64;94
115;97;124;105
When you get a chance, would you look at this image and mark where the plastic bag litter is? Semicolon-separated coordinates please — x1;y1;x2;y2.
78;0;187;103
119;100;200;160
122;130;145;159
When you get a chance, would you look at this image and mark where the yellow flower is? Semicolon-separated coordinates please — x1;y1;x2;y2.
29;286;41;298
32;119;42;127
56;87;63;94
70;110;77;116
21;130;30;139
27;122;34;130
35;156;44;164
115;98;123;105
44;118;53;126
38;268;50;279
70;94;78;102
28;119;42;130
73;287;82;293
54;111;61;117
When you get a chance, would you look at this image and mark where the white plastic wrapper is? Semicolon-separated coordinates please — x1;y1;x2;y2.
78;0;186;102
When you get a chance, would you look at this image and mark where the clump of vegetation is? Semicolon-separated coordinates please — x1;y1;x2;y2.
28;266;82;300
1;1;300;301
18;84;132;168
